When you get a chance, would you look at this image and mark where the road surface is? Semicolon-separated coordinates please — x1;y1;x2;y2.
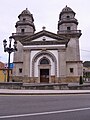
0;94;90;120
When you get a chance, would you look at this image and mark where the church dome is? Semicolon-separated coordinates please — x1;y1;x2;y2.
59;5;75;19
61;5;75;15
58;6;79;34
21;8;31;15
18;8;33;19
62;5;74;13
16;8;35;34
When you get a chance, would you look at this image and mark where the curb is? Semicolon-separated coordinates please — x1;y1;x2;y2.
0;93;90;95
0;89;90;95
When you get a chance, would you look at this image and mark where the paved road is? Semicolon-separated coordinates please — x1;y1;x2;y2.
0;95;90;120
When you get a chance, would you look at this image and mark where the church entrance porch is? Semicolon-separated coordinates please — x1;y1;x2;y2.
32;52;57;83
40;69;49;83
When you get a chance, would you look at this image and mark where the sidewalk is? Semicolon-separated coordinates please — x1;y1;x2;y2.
0;89;90;95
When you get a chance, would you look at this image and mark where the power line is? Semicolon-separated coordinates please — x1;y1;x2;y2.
68;46;90;53
80;49;90;52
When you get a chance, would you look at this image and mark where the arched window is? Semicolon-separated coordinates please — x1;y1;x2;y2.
40;58;49;64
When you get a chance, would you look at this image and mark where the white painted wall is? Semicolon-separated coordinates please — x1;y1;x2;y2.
30;50;40;76
30;50;57;77
48;50;59;77
24;44;65;48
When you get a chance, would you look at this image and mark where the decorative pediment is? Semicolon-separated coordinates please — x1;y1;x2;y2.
19;30;69;45
31;36;58;42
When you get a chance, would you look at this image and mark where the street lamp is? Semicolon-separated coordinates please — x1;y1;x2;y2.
3;37;17;82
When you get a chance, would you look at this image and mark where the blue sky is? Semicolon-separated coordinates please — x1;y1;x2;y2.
0;0;90;63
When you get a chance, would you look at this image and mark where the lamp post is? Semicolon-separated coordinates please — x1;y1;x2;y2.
3;38;17;82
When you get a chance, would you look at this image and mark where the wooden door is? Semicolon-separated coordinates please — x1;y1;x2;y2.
40;69;49;83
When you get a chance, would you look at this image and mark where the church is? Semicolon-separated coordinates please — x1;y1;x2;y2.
11;6;83;83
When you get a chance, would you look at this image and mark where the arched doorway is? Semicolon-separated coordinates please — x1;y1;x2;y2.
39;58;50;83
32;51;57;83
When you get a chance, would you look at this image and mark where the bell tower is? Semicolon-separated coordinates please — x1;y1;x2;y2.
57;6;83;80
11;8;36;78
15;8;35;36
58;5;79;33
57;5;82;61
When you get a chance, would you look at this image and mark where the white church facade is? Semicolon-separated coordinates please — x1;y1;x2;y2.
11;6;83;83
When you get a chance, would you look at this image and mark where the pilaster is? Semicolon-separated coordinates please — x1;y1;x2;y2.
58;49;66;79
23;49;31;77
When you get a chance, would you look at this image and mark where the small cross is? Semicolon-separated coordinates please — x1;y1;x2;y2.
42;26;46;30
